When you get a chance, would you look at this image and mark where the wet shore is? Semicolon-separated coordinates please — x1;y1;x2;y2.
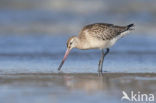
1;73;156;103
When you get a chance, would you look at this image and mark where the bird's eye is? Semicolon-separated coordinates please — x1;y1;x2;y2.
70;42;72;45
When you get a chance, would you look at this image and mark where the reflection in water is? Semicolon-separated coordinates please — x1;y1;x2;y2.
63;74;110;93
0;73;156;103
61;73;156;95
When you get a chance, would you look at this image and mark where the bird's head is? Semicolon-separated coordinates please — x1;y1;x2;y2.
66;36;78;50
58;36;78;71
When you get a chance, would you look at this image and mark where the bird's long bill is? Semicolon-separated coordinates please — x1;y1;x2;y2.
58;48;70;71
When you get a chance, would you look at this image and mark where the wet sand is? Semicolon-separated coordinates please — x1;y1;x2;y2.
1;73;156;103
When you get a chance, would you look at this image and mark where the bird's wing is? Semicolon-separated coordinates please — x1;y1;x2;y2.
80;23;128;40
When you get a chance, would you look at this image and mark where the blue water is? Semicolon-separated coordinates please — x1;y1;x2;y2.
0;34;156;74
1;0;156;103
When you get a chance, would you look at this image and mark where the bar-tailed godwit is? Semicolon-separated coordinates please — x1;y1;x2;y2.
58;23;134;75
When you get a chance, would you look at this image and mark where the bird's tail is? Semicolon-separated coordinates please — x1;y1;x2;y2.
127;24;135;31
119;24;135;38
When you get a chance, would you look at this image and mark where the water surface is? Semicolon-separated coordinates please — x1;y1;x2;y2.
0;73;156;103
0;34;156;74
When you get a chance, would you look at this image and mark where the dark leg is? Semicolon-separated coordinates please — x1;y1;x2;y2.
98;49;104;74
98;48;109;76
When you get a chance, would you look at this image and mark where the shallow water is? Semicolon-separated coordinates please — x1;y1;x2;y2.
1;0;156;103
0;34;156;103
1;73;156;103
0;34;156;74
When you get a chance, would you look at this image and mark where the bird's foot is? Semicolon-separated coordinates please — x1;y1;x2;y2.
98;71;103;77
58;70;63;74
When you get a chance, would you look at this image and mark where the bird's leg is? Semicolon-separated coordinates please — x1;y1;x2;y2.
102;48;109;72
98;48;109;76
98;49;104;73
98;49;104;76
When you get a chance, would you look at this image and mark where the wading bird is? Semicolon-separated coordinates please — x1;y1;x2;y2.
58;23;134;75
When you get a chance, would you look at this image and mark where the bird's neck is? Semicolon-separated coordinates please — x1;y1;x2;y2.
75;37;89;50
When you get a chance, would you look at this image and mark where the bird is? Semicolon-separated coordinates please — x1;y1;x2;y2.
58;23;134;75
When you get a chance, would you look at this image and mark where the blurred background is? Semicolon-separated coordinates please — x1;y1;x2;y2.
0;0;156;35
0;1;156;103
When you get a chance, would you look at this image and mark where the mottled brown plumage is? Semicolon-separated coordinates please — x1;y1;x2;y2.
79;23;130;41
